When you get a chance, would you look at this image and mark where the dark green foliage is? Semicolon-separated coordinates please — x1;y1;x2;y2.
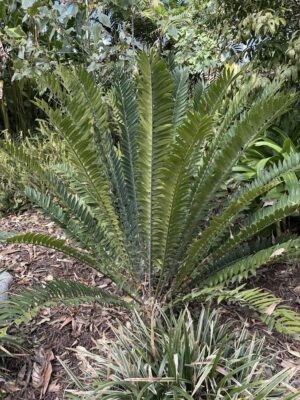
1;51;300;337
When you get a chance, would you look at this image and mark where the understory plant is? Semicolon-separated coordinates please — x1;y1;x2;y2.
1;50;300;336
0;132;65;214
63;307;299;399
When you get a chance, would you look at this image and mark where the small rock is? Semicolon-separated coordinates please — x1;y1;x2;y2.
0;271;13;302
293;285;300;295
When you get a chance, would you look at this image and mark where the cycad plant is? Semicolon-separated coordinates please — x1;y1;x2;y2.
1;50;300;336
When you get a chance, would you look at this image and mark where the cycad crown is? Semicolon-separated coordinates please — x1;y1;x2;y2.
1;50;300;337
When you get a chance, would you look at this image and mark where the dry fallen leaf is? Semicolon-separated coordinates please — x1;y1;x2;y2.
264;303;278;316
287;345;300;359
263;199;275;207
293;285;300;295
44;274;54;282
48;379;60;393
32;348;55;398
60;316;73;330
281;359;298;369
270;248;286;258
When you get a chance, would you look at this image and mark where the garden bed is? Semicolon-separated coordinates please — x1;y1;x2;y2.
0;210;300;399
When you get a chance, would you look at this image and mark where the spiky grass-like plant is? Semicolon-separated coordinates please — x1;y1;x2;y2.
1;50;300;336
62;307;299;399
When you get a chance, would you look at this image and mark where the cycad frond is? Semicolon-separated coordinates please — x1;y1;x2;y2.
0;232;133;296
179;286;300;337
57;66;135;248
2;51;300;339
36;99;129;266
136;50;174;273
0;280;131;332
172;67;189;130
24;187;110;254
207;186;300;267
178;91;295;264
179;155;300;281
156;113;215;289
113;70;143;268
201;237;300;287
197;65;238;115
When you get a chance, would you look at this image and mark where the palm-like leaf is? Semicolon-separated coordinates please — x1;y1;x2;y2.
1;50;300;338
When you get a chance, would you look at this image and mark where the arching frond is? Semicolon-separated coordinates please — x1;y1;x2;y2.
201;237;300;287
178;155;300;283
197;65;238;115
35;100;129;266
179;286;300;338
0;232;133;296
178;91;295;264
0;280;131;334
155;113;215;291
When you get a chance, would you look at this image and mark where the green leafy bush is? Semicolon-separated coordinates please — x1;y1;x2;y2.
1;51;300;337
62;307;299;399
0;133;65;214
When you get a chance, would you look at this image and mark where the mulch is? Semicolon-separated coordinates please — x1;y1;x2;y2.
0;210;300;398
0;210;130;399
